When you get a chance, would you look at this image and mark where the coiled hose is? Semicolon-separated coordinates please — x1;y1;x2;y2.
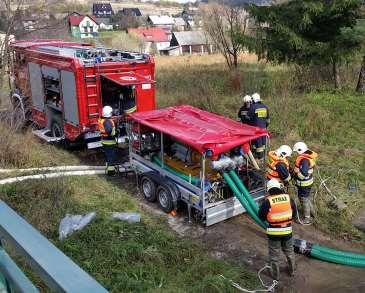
222;170;365;268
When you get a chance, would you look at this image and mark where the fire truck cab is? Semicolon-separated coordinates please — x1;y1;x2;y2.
9;39;155;147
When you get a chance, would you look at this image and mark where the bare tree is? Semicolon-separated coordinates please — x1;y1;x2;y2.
202;4;249;70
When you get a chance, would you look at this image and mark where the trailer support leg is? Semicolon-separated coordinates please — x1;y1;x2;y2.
187;203;192;224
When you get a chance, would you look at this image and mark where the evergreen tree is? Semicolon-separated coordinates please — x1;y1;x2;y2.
246;0;365;89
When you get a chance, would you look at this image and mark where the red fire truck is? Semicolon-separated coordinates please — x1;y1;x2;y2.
9;39;156;147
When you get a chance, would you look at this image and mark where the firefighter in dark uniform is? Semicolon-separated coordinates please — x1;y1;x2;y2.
98;105;117;175
259;179;296;281
293;142;318;225
248;93;269;159
266;145;292;186
237;95;252;124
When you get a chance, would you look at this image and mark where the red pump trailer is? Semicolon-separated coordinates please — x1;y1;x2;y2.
8;39;156;147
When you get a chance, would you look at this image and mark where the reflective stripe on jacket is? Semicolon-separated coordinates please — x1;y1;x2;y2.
294;151;318;187
266;151;289;182
266;193;293;236
98;118;116;145
248;102;269;128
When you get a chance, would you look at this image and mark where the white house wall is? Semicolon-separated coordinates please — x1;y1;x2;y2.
79;17;99;38
156;42;170;51
99;23;113;31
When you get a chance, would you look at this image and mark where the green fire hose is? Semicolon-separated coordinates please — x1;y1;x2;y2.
310;248;365;268
223;170;365;268
228;170;259;215
312;244;365;260
150;156;365;268
222;172;267;230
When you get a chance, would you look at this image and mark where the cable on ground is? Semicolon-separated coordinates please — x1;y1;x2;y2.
220;264;278;293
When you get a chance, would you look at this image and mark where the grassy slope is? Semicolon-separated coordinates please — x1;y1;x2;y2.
97;31;141;52
155;55;365;240
0;53;364;291
0;127;257;292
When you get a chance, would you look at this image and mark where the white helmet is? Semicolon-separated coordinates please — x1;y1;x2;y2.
252;92;261;103
102;105;113;118
276;145;292;158
267;178;282;192
242;95;252;103
293;142;308;154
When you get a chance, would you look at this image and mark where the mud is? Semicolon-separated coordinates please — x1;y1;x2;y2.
103;170;365;292
140;195;365;293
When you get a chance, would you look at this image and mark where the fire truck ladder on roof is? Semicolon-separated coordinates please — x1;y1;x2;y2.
84;63;101;122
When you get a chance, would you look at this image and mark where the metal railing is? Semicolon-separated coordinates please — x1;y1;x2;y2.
0;201;108;293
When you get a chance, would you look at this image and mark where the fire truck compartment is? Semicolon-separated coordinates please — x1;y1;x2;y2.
9;40;156;143
100;72;155;116
127;105;269;225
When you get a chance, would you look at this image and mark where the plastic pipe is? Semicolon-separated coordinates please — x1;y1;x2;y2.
312;244;365;261
0;166;106;174
152;156;200;185
0;170;107;185
310;248;365;268
222;172;267;230
228;170;259;214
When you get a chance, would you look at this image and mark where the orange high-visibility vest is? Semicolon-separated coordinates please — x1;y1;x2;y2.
98;118;116;145
98;118;115;137
266;151;289;181
266;194;293;236
294;151;318;187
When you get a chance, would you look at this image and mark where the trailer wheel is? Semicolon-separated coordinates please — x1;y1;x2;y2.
140;176;156;202
157;185;174;213
51;116;64;138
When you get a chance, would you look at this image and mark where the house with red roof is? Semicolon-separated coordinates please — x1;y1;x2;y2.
68;13;99;39
128;27;170;55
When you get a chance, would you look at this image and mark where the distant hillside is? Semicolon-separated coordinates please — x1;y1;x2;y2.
213;0;286;6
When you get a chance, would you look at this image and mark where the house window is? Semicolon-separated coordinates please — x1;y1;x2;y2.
86;21;90;26
90;27;93;33
84;27;88;33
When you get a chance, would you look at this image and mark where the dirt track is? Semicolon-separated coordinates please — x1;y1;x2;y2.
135;188;365;293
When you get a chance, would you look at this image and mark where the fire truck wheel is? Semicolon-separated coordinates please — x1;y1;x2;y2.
157;185;174;213
140;176;156;202
51;117;64;138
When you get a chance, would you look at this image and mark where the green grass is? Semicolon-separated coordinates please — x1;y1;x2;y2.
0;55;364;290
0;173;257;292
97;31;141;52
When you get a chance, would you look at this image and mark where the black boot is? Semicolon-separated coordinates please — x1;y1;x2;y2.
270;262;280;281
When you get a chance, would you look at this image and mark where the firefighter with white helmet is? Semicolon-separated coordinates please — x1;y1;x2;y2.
266;145;292;185
237;94;252;124
259;178;296;280
98;106;117;175
292;142;318;224
248;92;270;159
